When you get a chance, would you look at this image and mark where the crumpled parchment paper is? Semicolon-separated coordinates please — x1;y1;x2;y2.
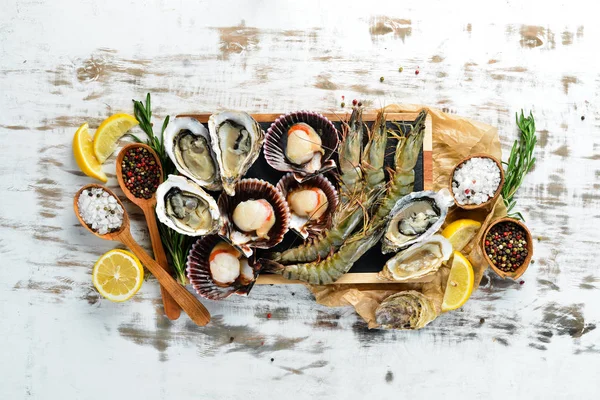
310;104;507;328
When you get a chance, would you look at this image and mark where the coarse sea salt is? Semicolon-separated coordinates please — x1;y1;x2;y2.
452;157;501;205
78;188;124;235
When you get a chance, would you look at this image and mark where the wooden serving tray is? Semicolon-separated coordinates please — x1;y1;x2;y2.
183;112;433;285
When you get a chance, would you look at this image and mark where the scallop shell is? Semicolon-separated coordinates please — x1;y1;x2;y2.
187;235;260;300
381;189;453;254
276;173;338;239
155;175;221;236
218;178;290;257
208;111;264;195
164;117;221;190
264;111;339;182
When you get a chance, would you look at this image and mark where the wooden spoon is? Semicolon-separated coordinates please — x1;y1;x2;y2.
115;143;181;320
74;184;210;326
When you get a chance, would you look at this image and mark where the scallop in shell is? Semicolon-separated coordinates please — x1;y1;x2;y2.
276;173;338;239
379;235;452;282
187;235;259;300
155;175;221;236
264;111;339;182
218;178;290;257
381;189;453;254
164;117;221;190
208;111;264;195
375;291;437;330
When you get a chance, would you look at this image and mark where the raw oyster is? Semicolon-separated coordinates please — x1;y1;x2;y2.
155;175;221;236
164;117;221;190
208;111;264;195
218;178;290;257
187;235;259;300
381;189;453;254
375;291;437;330
379;235;452;282
276;172;338;239
264;111;339;182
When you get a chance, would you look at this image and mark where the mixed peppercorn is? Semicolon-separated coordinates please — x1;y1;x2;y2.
121;147;161;199
484;221;529;272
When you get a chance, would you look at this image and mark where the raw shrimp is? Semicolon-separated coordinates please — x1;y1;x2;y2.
362;110;388;192
261;221;385;285
338;106;364;199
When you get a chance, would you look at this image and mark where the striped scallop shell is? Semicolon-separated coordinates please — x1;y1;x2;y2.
276;173;338;240
218;178;290;257
264;111;339;182
186;235;259;300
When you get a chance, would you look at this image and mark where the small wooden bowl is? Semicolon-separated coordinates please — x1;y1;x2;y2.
482;217;533;280
449;153;505;210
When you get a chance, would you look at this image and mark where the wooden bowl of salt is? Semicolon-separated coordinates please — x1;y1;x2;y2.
449;153;505;211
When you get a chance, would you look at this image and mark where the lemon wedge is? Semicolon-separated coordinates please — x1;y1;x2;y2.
92;249;144;302
73;123;107;182
441;219;482;252
93;113;139;163
442;251;474;312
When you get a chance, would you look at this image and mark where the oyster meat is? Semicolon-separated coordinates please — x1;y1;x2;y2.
156;175;221;236
382;189;453;254
208;111;264;195
375;291;437;330
165;117;221;190
380;235;452;282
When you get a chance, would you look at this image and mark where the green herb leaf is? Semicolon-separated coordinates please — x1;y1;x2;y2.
132;93;190;284
502;110;537;221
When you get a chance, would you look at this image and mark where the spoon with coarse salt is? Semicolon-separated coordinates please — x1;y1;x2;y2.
115;143;181;321
74;183;210;327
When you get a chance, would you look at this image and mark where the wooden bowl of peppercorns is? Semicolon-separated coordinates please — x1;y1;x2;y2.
482;218;533;280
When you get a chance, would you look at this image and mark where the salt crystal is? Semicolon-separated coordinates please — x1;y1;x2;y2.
452;157;501;205
77;188;124;234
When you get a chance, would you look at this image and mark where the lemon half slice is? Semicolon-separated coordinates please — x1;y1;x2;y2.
73;123;107;182
442;251;474;312
92;249;144;302
92;113;139;163
441;219;482;252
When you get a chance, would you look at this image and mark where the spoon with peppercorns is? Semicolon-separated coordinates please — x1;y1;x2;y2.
116;143;181;320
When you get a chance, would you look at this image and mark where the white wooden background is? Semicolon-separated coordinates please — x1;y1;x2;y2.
1;0;599;398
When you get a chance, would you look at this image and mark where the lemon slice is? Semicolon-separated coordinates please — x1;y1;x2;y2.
92;249;144;302
441;219;482;252
72;123;108;182
93;113;139;163
442;251;474;312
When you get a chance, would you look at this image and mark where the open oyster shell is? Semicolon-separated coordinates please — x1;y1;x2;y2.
155;175;221;236
208;111;264;195
218;178;290;257
276;173;338;239
381;189;453;254
164;117;221;191
375;291;437;330
379;235;452;282
187;235;260;300
264;111;339;182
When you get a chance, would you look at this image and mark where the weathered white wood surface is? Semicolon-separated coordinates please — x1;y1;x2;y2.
1;0;599;398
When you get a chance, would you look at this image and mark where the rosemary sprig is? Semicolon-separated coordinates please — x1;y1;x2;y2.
502;110;537;220
132;93;191;284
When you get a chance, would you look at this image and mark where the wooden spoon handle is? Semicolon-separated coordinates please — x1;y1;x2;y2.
142;204;182;320
119;232;211;326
